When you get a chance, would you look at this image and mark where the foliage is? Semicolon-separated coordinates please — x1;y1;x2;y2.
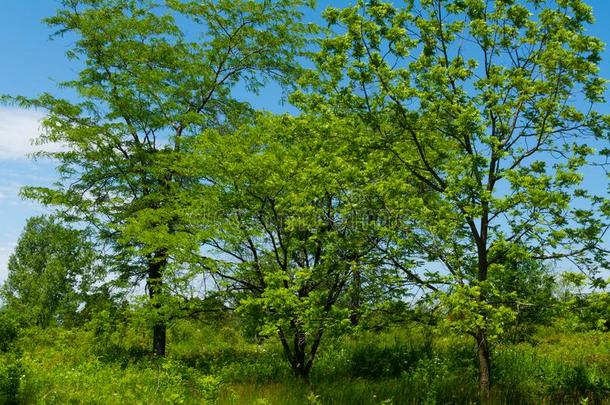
6;0;316;356
192;113;377;377
0;311;20;353
489;257;558;342
0;353;23;405
554;273;610;332
293;0;610;394
1;215;100;327
2;0;610;400
4;319;610;404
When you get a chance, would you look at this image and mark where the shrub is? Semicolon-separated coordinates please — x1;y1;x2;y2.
0;311;19;353
0;354;23;404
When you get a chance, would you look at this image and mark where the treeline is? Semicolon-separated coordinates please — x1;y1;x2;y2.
2;0;610;401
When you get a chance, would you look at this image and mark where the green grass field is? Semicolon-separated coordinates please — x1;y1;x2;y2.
2;322;609;404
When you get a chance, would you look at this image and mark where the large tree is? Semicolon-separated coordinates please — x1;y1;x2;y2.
294;0;610;397
192;113;377;378
1;215;100;327
8;0;314;356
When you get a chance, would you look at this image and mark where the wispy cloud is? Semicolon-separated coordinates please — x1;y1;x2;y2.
0;244;15;283
0;182;21;202
0;107;63;160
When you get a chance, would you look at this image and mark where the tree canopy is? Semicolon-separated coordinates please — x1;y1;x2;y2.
9;0;315;355
1;215;100;327
293;0;610;395
2;0;610;398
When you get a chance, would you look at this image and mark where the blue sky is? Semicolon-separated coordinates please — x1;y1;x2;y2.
0;0;76;281
0;0;610;282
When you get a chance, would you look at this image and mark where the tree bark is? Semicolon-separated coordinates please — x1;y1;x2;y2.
476;329;491;401
153;321;166;356
293;329;308;380
476;207;491;400
292;362;310;380
278;325;324;381
148;250;168;356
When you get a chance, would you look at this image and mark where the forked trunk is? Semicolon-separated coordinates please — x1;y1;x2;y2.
278;326;324;381
292;330;310;380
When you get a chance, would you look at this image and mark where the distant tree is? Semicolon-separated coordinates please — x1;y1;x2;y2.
557;272;610;331
487;256;557;342
0;310;19;353
296;0;610;397
7;0;314;356
1;215;99;327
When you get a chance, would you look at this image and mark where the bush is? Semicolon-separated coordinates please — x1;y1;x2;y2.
0;354;23;404
347;342;424;378
493;333;610;404
0;311;19;353
18;354;222;404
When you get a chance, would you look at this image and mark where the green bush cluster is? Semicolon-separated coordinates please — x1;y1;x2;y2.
18;358;221;404
0;354;23;404
493;333;610;404
0;311;19;353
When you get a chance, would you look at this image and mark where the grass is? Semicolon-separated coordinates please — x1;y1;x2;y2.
2;322;610;404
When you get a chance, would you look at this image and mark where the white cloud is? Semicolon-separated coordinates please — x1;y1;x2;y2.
0;183;21;202
0;107;62;160
0;244;14;284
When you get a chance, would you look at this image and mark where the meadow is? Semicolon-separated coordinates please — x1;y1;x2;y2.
2;313;610;404
2;0;610;403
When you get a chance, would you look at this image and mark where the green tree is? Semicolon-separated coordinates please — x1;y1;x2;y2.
7;0;314;356
489;256;557;342
0;310;19;353
1;215;99;327
193;114;375;378
295;0;610;396
556;271;610;331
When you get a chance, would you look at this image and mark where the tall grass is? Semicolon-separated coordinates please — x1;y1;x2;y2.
2;322;610;404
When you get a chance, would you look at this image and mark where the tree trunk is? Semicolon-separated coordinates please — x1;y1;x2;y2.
148;250;168;356
293;329;308;380
292;362;310;380
476;329;491;401
476;212;491;400
153;321;166;356
278;325;322;381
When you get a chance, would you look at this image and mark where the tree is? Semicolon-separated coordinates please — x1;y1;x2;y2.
295;0;610;397
1;215;99;327
489;254;557;342
557;271;610;331
192;113;376;378
0;310;19;353
7;0;314;356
